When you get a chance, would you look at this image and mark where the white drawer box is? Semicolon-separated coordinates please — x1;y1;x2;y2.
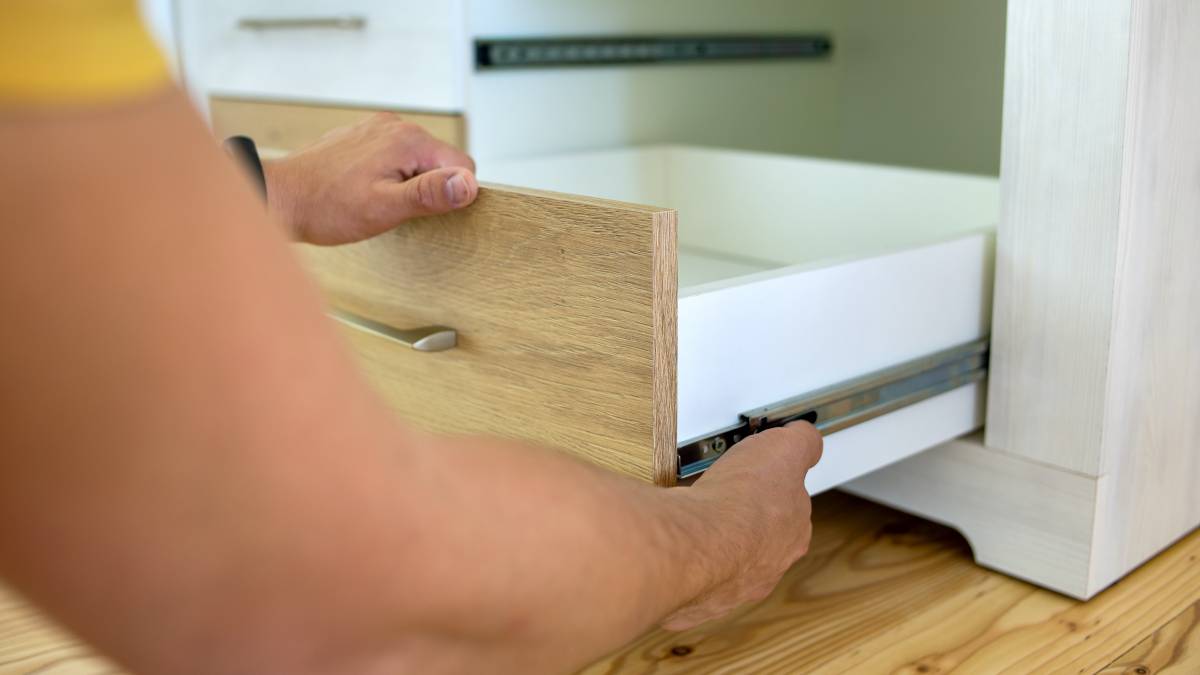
301;144;998;490
481;146;998;491
178;0;463;112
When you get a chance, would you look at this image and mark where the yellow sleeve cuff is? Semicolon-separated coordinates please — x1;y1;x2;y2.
0;0;171;106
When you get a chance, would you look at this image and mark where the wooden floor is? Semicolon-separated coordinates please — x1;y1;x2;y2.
3;491;1199;674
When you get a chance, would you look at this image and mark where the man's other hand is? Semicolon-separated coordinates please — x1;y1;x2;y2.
263;113;479;245
662;422;823;631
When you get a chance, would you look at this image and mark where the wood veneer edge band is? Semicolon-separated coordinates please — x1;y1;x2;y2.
652;209;679;486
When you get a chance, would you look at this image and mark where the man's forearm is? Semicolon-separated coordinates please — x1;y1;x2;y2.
319;429;737;674
0;89;742;675
1;87;818;675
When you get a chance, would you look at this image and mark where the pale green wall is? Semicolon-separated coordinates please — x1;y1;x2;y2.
467;0;845;160
835;0;1008;176
468;0;1008;176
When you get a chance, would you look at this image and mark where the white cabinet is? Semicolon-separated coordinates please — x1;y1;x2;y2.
177;0;465;113
846;0;1200;599
191;0;1200;601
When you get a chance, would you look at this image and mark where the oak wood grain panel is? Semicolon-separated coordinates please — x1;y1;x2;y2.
1100;602;1200;674
208;97;465;153
649;213;677;484
985;0;1134;475
1089;0;1200;595
302;185;678;484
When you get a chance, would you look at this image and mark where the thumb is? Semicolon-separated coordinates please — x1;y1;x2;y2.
783;421;824;469
383;167;479;222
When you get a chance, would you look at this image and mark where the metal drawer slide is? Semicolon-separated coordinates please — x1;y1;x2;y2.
677;338;989;479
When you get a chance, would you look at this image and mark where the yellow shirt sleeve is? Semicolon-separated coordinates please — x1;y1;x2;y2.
0;0;170;105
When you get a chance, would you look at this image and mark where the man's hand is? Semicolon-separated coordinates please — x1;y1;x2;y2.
262;112;479;246
663;422;823;631
1;88;823;673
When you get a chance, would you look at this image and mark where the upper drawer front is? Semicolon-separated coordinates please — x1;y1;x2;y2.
178;0;463;111
301;187;678;485
208;98;465;155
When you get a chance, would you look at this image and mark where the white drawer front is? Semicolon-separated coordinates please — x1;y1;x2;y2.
178;0;463;112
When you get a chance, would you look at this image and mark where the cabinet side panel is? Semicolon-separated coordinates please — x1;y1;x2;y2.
844;435;1098;599
1090;0;1200;593
985;0;1133;475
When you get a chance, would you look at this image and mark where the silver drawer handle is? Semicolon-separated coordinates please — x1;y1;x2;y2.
330;308;457;353
238;15;367;31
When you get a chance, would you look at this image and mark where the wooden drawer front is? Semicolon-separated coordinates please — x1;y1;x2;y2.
209;98;465;155
178;0;462;111
302;187;678;484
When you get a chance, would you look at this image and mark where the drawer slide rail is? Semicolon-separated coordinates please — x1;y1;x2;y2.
677;338;989;480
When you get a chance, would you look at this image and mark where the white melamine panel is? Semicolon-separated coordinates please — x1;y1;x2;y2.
676;233;994;442
1089;0;1200;594
677;249;774;288
480;147;669;208
807;384;984;495
177;0;465;113
663;147;1000;271
844;433;1099;598
845;0;1200;602
984;0;1133;476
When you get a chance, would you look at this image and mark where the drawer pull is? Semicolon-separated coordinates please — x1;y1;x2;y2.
238;16;368;32
330;308;457;353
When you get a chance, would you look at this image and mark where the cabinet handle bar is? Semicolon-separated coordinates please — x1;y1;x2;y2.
329;308;457;353
238;16;368;32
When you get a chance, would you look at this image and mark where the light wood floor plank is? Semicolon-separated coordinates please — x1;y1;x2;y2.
4;492;1200;674
1099;602;1200;674
584;493;1200;674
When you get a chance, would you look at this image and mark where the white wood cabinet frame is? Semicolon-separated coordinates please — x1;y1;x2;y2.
846;0;1200;599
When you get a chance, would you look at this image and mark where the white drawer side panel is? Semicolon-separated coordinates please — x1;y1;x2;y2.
677;233;993;448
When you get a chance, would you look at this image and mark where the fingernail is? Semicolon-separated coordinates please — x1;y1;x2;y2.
445;173;468;206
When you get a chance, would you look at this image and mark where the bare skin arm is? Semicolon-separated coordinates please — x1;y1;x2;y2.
0;89;821;675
